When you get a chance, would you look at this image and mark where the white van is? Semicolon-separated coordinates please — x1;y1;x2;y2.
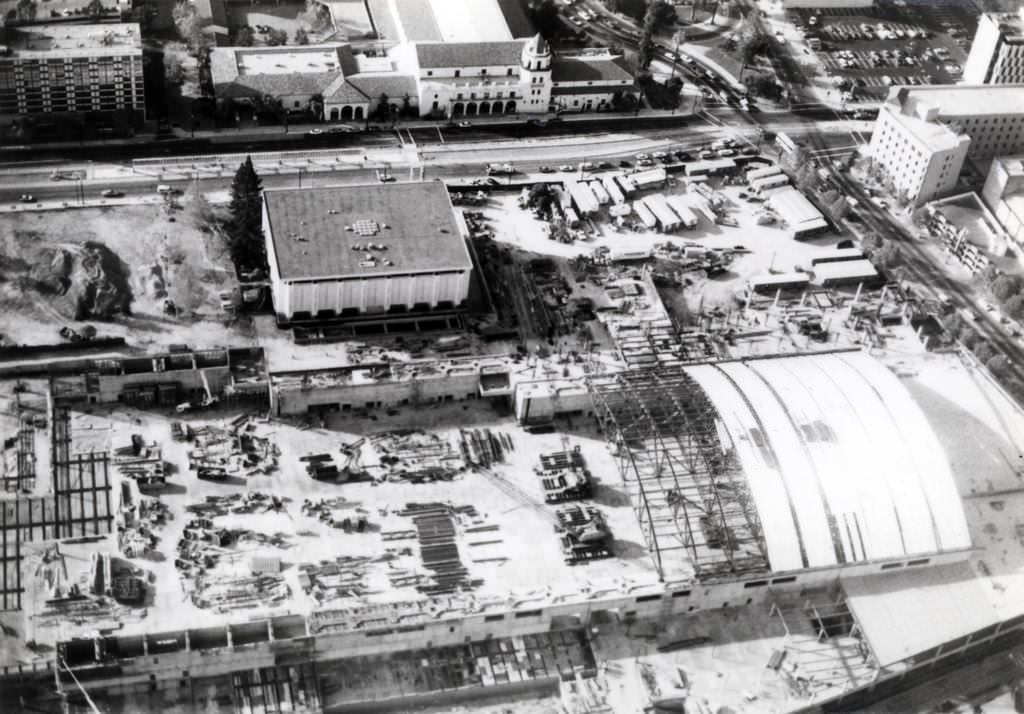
156;184;173;194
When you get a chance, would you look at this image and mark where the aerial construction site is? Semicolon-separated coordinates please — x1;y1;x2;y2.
3;160;1024;714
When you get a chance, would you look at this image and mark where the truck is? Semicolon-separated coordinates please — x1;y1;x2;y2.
486;163;516;175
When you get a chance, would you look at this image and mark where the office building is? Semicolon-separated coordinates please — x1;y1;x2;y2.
963;10;1024;85
868;85;1024;205
0;23;144;130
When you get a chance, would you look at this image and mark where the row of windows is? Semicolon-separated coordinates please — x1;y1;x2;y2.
453;90;516;101
426;67;518;78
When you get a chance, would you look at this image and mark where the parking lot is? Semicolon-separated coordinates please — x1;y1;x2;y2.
786;4;977;102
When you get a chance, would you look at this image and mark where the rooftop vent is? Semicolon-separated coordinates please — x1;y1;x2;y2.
352;219;380;236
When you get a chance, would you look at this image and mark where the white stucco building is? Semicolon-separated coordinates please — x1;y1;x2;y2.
963;10;1024;85
868;85;1024;205
263;181;473;324
209;0;635;120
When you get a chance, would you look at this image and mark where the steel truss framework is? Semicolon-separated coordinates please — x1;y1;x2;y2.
587;367;769;582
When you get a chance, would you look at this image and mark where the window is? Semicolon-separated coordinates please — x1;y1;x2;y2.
507;68;513;76
427;70;433;76
481;68;487;75
454;70;460;78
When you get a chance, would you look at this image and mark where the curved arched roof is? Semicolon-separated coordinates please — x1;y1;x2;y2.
685;351;971;572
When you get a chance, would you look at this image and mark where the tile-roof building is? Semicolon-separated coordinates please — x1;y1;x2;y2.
209;0;635;121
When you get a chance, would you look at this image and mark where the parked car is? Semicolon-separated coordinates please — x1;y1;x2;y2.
100;189;124;198
538;165;554;173
19;194;36;203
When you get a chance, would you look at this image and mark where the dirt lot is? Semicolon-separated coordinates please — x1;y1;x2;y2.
0;200;247;351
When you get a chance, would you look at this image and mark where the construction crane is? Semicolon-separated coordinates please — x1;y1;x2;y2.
339;438;366;480
199;368;218;408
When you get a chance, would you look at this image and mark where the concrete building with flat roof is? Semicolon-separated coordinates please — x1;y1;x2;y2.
262;181;473;324
963;10;1024;85
868;84;1024;205
0;23;144;133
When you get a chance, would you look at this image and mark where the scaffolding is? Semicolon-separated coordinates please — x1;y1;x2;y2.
769;585;879;701
587;367;769;582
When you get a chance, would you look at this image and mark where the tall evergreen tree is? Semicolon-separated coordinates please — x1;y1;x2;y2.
228;156;266;273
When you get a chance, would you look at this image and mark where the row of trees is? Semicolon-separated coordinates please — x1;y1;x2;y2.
942;310;1013;377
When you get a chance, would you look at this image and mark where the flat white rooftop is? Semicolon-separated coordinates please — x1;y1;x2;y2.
888;84;1024;118
686;351;972;573
0;23;141;59
883;105;965;152
236;47;344;75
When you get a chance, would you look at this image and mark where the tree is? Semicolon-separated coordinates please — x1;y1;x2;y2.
991;274;1023;303
1004;292;1024;321
86;0;105;19
267;28;288;46
959;324;980;349
374;93;389;121
610;0;647;21
15;0;36;22
986;353;1011;377
828;196;848;221
973;341;996;364
308;93;323;121
528;0;560;39
227;157;266;272
295;28;309;45
638;1;674;70
234;26;255;46
173;1;210;54
299;0;332;32
164;53;185;85
401;93;412;117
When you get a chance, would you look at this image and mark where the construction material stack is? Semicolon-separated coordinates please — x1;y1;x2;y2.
536;442;592;503
556;505;613;564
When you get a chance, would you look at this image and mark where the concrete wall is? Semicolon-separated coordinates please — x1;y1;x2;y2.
57;545;975;695
95;365;232;403
276;270;470;321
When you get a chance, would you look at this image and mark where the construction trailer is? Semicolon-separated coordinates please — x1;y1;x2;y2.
746;164;783;183
633;199;658;229
551;185;571;212
563;206;581;228
601;175;625;205
642;194;682;232
565;181;600;215
750;173;791;196
691;197;718;223
812;259;881;288
665;195;700;229
614;174;638;197
588;180;611;205
809;248;866;265
630;167;668;191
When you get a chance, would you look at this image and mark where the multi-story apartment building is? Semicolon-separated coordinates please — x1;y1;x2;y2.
0;23;144;136
868;85;1024;205
963;10;1024;85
